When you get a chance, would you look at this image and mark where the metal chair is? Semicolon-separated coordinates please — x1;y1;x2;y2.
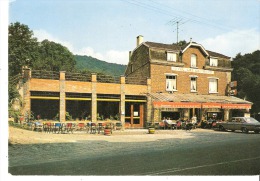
90;122;97;134
77;123;85;132
53;123;62;133
159;122;166;129
65;123;74;133
97;122;105;134
176;121;182;130
115;122;122;130
43;122;52;133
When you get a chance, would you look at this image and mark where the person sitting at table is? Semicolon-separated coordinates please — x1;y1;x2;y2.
165;118;174;129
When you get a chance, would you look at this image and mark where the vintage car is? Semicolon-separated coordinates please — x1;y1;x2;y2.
216;117;260;134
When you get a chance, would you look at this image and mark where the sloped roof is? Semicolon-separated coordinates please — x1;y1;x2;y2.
207;50;231;59
142;41;230;59
144;41;181;51
149;92;252;104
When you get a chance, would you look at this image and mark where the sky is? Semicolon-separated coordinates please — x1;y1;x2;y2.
8;0;260;65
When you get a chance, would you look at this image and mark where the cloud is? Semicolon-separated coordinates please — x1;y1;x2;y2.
75;47;129;65
33;29;129;65
201;29;260;58
33;29;74;52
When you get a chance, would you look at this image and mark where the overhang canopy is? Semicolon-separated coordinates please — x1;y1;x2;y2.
149;93;252;109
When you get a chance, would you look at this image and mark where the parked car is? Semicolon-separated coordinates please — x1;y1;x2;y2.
216;117;260;134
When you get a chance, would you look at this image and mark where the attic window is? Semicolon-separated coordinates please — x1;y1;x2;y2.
167;52;177;62
210;58;218;66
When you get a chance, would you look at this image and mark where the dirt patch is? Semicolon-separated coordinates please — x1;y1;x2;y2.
8;126;217;144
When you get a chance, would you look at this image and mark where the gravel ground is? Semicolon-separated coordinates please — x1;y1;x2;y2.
9;126;216;144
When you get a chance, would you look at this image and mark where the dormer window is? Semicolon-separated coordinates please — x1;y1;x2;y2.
191;54;197;68
167;52;177;62
210;58;218;66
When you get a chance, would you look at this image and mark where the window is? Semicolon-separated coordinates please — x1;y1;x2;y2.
191;54;197;68
131;64;134;73
210;58;218;66
190;77;197;92
167;52;177;62
209;78;218;93
166;75;177;91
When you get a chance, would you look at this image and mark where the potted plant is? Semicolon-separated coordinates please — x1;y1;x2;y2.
148;124;155;134
104;123;112;136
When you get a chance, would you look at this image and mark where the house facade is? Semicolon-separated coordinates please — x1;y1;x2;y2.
19;35;252;128
125;35;252;123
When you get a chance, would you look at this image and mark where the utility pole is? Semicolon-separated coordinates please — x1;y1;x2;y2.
176;21;179;44
167;18;189;44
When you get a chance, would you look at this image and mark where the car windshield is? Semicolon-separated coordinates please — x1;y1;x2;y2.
245;117;260;124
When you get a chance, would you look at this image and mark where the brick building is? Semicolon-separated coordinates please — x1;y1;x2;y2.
125;35;252;123
20;35;252;128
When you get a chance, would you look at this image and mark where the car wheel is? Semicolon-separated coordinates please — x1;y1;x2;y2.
254;130;259;134
219;125;225;131
242;127;248;134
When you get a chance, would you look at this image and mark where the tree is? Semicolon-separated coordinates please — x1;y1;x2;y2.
177;40;187;46
232;51;260;117
8;22;39;77
33;40;76;72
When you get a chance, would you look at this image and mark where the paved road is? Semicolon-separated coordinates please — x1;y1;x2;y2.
9;130;260;175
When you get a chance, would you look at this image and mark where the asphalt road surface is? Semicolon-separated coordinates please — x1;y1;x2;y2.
9;130;260;176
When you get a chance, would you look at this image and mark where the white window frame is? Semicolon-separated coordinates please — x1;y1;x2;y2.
167;52;177;62
166;74;177;91
191;54;197;68
190;76;198;92
210;57;218;67
208;77;218;93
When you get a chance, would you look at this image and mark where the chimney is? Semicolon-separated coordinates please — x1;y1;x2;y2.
136;35;143;47
129;51;132;61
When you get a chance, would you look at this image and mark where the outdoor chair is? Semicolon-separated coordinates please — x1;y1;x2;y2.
97;122;105;134
43;122;52;133
211;122;217;129
77;123;86;132
176;121;182;130
115;122;122;130
90;122;97;134
33;122;43;132
53;123;63;133
159;122;166;129
65;123;75;133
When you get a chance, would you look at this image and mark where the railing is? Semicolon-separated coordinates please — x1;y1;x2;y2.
97;74;120;84
65;72;92;82
30;70;148;85
125;76;147;85
31;70;60;80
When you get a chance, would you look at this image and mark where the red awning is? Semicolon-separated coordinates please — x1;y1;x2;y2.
202;102;222;108
221;103;251;109
153;101;201;108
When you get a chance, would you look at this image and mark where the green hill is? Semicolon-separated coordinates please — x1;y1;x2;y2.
74;55;127;76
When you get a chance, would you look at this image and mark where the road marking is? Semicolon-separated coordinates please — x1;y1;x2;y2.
143;156;260;175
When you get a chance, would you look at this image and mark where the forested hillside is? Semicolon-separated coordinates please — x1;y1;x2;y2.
232;50;260;118
75;55;126;76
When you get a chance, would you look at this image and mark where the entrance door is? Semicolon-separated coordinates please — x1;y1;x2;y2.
125;103;144;128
